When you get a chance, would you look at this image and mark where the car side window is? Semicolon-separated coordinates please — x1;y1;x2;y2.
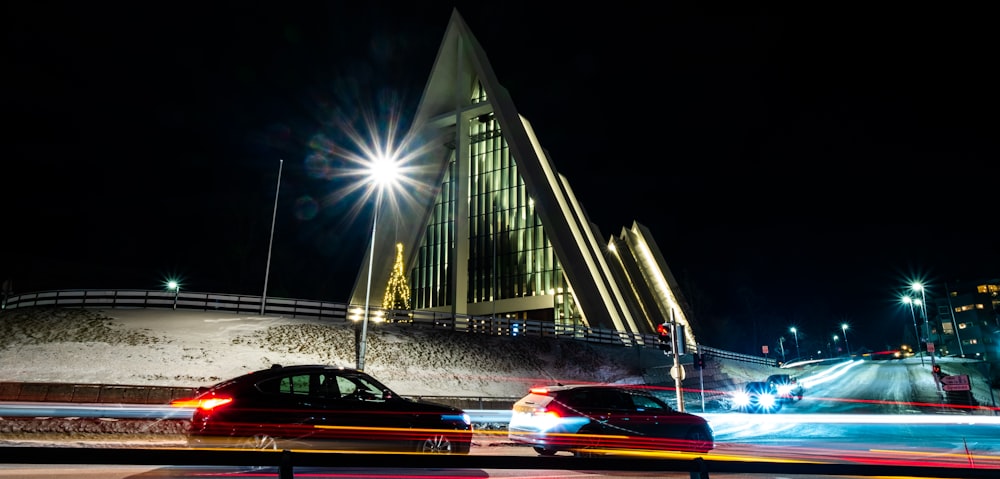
335;375;357;397
584;389;628;410
630;393;667;412
317;373;340;399
277;374;311;396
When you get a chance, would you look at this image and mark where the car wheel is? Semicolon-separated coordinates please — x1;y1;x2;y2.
533;446;558;456
415;433;454;454
684;427;713;453
572;426;603;458
240;433;277;450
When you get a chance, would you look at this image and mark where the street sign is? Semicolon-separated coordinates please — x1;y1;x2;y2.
927;342;935;353
941;374;971;391
670;365;686;381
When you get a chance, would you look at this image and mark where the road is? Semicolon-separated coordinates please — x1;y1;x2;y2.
3;359;1000;477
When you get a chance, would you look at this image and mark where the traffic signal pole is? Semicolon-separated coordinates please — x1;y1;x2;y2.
698;344;705;412
671;310;685;412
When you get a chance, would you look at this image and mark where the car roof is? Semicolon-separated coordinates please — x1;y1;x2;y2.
528;384;644;394
211;364;360;386
253;364;364;377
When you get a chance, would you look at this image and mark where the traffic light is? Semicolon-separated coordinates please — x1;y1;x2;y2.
675;324;686;355
657;322;671;351
692;352;701;369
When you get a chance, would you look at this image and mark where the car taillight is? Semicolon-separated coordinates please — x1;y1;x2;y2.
170;396;233;410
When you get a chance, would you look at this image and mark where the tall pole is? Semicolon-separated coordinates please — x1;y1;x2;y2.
671;309;684;412
945;281;965;357
905;298;925;366
841;324;851;359
261;159;283;316
791;327;799;360
358;186;383;372
492;202;497;321
914;282;937;372
918;298;937;372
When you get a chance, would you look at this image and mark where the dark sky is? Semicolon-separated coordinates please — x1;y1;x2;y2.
4;3;998;355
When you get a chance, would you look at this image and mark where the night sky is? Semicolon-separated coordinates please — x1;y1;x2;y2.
5;3;997;356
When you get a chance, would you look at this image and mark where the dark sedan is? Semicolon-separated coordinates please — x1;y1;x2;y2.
507;384;714;456
766;374;804;402
170;364;472;453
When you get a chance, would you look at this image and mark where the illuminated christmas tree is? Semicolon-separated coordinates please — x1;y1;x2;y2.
382;242;412;310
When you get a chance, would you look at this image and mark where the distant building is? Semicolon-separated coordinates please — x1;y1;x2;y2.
934;278;1000;359
349;10;700;350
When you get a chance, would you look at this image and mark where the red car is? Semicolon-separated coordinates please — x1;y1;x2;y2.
171;364;472;453
508;384;714;456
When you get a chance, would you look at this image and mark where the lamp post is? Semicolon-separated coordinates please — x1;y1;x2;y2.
912;282;932;354
167;280;180;310
913;282;940;385
945;281;965;357
833;334;840;357
913;283;929;339
841;323;851;359
356;154;399;372
790;327;800;360
261;159;283;316
902;295;925;365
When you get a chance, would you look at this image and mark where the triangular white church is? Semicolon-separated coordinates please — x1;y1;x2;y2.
350;9;699;350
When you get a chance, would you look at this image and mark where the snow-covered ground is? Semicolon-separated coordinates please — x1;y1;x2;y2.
0;307;652;398
1;306;994;405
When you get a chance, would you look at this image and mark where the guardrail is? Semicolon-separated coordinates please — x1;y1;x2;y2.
700;345;777;367
1;289;654;346
0;446;990;479
1;289;778;368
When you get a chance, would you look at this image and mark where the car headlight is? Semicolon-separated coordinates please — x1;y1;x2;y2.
759;393;776;408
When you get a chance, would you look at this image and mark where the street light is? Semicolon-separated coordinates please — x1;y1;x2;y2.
901;295;925;365
166;280;180;310
841;323;851;358
913;281;941;384
790;327;800;360
833;334;840;357
912;282;931;345
356;153;400;372
261;159;283;316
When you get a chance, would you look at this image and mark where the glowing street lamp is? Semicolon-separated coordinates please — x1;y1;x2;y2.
912;282;930;343
832;334;840;357
790;327;800;360
901;295;925;365
356;153;400;372
912;281;941;381
166;280;180;310
841;323;851;358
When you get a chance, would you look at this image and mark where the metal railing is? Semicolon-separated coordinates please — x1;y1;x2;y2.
0;446;988;479
1;289;777;367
